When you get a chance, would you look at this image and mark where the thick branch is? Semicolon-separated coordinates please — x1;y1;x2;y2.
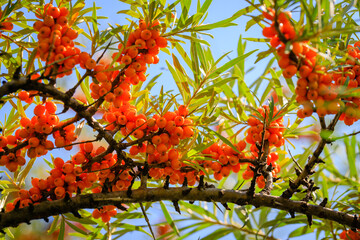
0;187;358;231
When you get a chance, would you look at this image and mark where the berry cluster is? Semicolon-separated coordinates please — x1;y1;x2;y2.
4;143;128;220
126;105;196;185
262;8;360;126
201;141;246;181
89;19;167;103
0;148;26;172
33;3;83;78
0;100;80;172
242;106;283;188
339;229;360;240
92;205;117;223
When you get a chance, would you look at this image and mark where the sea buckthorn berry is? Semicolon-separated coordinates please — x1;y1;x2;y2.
0;136;8;148
44;15;55;27
140;29;152;40
283;65;297;78
85;58;96;70
156;37;168;48
299;65;312;78
156;117;167;128
62;162;74;174
174;116;184;126
57;16;68;26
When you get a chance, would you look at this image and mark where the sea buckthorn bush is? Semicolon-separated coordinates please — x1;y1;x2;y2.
0;1;359;239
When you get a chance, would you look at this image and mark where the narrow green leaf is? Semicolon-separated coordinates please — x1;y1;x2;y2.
207;50;257;80
202;126;241;155
58;216;65;240
160;201;180;236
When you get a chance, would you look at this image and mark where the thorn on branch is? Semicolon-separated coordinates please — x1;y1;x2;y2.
172;200;181;214
28;203;34;212
255;142;262;151
102;178;110;194
352;215;359;232
182;188;192;196
307;214;313;227
319;198;328;207
197;175;205;190
44;217;49;223
221;202;231;210
182;177;188;188
163;175;170;190
295;167;301;176
71;210;82;218
289;211;295;218
315;158;325;164
127;177;135;198
76;187;81;196
189;200;195;204
13;66;21;81
64;192;71;202
14;200;21;210
114;203;128;211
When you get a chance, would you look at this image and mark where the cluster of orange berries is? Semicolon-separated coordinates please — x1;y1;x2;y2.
339;229;360;240
245;106;285;150
113;19;167;83
0;100;80;172
241;106;284;187
0;9;14;32
3;143;128;222
335;45;360;125
4;156;88;212
263;8;360;126
92;205;117;222
89;19;168;104
201;141;246;181
18;74;42;104
121;105;196;185
33;3;85;77
262;8;317;79
86;147;133;193
0;143;26;172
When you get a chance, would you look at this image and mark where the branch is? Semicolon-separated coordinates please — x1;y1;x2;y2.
281;113;341;199
0;187;358;231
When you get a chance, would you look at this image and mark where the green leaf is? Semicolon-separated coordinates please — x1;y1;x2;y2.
160;201;180;236
48;215;60;234
202;228;234;240
344;135;357;180
65;220;89;235
207;50;257;80
202;126;240;153
58;216;65;240
191;5;258;31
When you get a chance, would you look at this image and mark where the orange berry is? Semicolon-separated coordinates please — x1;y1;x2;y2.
283;65;297;78
156;37;167;48
140;29;152;40
49;7;61;18
156;117;167;128
44;15;55;27
56;16;68;26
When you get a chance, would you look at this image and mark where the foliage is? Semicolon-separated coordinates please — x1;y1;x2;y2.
0;0;359;239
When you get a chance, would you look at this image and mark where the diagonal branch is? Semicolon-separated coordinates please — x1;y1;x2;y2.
281;113;341;199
